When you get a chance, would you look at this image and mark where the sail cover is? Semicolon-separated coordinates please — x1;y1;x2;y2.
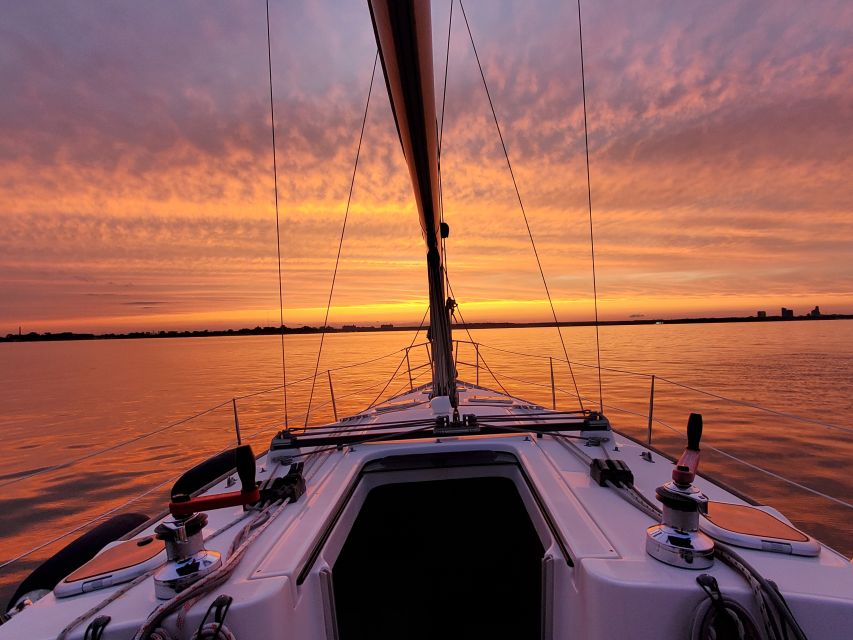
368;0;442;251
368;0;456;402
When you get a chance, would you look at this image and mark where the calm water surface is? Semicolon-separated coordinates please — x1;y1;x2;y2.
1;321;852;602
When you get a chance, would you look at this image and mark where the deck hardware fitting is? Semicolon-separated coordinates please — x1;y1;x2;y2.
641;451;654;463
328;370;338;421
258;464;305;504
153;512;222;599
647;374;655;445
590;458;634;488
434;413;480;436
83;615;110;640
646;413;715;569
232;398;242;445
194;594;233;640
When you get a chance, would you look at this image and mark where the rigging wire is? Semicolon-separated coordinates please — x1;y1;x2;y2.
0;470;180;571
445;278;512;397
654;376;853;435
576;0;604;414
368;305;430;408
438;0;454;157
0;400;232;490
304;50;379;427
458;0;584;409
265;0;289;427
647;416;853;510
437;0;454;295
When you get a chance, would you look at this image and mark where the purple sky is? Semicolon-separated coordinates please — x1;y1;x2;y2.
1;0;851;332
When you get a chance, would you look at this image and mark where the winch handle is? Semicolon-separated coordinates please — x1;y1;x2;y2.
169;445;259;517
687;412;703;451
672;413;703;486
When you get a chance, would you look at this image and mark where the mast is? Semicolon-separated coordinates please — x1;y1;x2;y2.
368;0;457;405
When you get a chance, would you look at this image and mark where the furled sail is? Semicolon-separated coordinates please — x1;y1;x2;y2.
368;0;457;403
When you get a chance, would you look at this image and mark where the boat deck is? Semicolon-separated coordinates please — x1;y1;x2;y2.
3;381;852;639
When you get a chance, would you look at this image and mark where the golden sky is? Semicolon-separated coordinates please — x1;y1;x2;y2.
1;0;851;333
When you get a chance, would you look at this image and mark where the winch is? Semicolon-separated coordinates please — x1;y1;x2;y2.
153;445;260;599
646;413;715;569
153;512;221;600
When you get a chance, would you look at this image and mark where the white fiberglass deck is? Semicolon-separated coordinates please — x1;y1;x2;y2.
3;381;852;639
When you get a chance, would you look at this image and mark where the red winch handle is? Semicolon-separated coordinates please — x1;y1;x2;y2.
169;445;259;517
672;413;703;486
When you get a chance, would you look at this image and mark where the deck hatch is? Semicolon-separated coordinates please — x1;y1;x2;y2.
361;449;518;472
332;477;545;640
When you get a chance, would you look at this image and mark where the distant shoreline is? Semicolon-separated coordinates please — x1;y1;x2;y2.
3;314;851;343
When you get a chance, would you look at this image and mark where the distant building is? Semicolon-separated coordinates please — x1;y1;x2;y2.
757;311;767;318
781;308;794;319
809;306;821;318
342;324;358;331
380;324;394;330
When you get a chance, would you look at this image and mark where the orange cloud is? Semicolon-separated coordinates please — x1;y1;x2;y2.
1;0;851;333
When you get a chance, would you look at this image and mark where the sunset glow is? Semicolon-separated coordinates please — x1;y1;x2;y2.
2;0;851;333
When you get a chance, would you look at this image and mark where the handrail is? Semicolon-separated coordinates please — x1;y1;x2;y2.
7;333;848;495
511;370;853;512
0;418;282;571
653;375;853;434
460;339;853;436
474;341;652;378
0;399;231;490
648;414;853;510
0;345;420;490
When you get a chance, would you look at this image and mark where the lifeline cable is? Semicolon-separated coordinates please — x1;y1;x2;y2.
458;0;584;410
304;50;379;427
367;305;430;408
265;0;290;426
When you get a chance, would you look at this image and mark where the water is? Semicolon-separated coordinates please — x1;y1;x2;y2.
1;321;852;604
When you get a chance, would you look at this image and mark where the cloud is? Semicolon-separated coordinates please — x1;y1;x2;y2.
0;0;851;332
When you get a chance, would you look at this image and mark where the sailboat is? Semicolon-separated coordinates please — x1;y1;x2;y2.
3;1;852;638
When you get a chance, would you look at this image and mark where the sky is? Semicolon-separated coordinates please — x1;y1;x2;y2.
1;0;851;333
